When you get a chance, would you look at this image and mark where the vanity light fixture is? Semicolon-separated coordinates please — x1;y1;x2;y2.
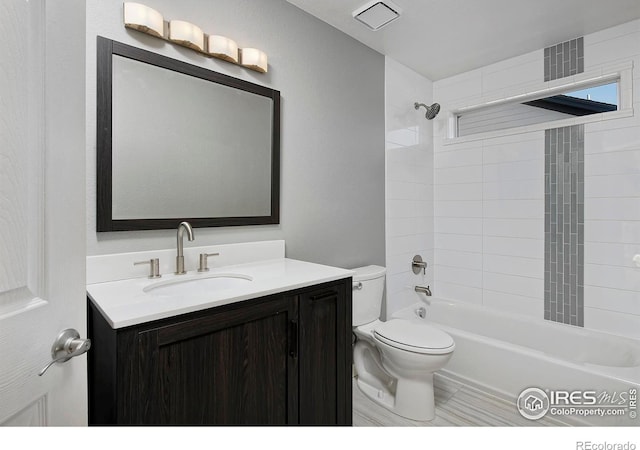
207;35;238;63
240;48;268;73
123;2;164;38
169;20;205;52
122;3;267;73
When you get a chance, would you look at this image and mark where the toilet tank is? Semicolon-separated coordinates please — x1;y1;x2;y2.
352;265;386;326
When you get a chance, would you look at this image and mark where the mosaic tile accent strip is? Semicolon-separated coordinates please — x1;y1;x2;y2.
544;37;584;81
544;125;584;326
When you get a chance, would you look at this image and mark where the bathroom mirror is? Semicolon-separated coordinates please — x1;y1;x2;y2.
96;36;280;231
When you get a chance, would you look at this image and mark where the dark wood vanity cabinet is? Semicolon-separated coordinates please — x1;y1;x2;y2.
88;278;352;426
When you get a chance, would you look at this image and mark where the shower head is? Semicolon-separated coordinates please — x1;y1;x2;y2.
414;102;440;120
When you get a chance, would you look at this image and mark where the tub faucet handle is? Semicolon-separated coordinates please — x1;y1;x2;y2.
412;255;427;275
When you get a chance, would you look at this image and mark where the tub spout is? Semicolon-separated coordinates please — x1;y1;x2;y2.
415;285;432;296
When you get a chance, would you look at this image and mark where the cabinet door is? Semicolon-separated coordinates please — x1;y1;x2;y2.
298;280;352;425
133;296;298;425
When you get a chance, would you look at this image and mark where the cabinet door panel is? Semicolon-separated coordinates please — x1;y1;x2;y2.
136;297;297;425
298;281;352;425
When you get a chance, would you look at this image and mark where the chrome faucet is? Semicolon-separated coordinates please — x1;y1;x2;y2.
175;221;194;275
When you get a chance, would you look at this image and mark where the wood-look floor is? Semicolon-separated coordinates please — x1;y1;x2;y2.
352;373;572;427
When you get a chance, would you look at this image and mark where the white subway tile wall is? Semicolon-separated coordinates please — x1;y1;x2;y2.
385;57;434;317
431;19;640;338
584;19;640;345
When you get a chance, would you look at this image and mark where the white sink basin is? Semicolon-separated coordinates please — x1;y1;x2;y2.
144;273;253;297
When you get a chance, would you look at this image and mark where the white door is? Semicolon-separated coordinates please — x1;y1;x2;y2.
0;0;87;426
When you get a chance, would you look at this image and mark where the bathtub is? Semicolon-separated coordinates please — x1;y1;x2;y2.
391;298;640;426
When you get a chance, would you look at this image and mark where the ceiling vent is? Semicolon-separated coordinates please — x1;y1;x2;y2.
353;1;401;31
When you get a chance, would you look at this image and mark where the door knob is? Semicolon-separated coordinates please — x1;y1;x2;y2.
38;328;91;376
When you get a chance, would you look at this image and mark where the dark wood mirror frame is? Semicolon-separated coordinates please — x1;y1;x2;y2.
96;36;280;232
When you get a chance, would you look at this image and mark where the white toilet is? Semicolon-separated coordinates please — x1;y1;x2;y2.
352;265;455;421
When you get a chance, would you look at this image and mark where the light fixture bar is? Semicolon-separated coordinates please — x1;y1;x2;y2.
122;2;267;73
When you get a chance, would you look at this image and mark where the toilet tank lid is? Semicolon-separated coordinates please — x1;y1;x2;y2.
352;265;386;281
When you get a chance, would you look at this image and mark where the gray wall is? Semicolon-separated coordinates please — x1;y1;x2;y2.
86;0;385;269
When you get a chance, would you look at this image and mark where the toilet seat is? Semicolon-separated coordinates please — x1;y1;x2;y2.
374;319;454;355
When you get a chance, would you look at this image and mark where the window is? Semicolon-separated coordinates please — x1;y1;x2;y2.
455;80;619;138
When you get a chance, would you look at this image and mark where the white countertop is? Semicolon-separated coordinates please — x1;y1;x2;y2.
87;258;354;329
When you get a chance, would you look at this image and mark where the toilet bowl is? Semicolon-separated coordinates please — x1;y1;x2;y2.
352;265;455;421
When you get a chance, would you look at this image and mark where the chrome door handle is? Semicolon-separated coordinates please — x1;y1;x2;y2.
38;328;91;376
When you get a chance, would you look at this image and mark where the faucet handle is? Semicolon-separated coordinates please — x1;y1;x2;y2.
412;255;427;275
198;253;219;272
134;258;161;279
